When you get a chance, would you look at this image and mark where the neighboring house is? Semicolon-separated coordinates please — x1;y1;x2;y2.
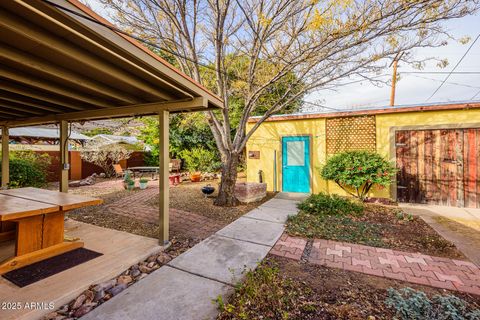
91;134;139;145
90;134;151;151
246;100;480;208
0;126;90;149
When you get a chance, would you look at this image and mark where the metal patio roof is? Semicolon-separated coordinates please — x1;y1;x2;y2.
0;0;223;127
0;126;90;141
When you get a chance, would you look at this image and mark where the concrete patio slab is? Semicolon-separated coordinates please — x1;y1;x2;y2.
216;216;285;246
82;266;233;320
274;192;309;201
0;220;162;320
244;206;297;223
168;235;270;285
401;204;480;266
261;198;300;211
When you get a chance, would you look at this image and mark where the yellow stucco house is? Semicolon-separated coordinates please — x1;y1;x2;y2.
246;101;480;208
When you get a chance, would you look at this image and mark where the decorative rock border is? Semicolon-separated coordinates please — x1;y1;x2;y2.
43;238;199;320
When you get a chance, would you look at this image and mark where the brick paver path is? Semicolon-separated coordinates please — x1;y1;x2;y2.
271;233;480;296
105;186;224;239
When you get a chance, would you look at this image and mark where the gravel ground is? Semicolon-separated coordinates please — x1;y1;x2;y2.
66;177;276;238
152;179;276;223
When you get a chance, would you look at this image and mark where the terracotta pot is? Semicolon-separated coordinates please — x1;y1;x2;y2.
190;172;201;182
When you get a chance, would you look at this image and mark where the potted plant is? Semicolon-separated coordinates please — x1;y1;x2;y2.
123;170;132;189
126;178;135;191
181;148;220;183
139;178;149;190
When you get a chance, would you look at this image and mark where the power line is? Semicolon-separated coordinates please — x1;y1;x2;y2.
400;71;480;75
410;74;480;90
471;89;480;100
425;33;480;101
302;100;343;111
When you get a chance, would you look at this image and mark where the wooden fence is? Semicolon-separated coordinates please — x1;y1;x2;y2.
33;151;146;182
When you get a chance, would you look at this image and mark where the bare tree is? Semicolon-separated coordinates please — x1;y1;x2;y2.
100;0;478;206
81;140;132;177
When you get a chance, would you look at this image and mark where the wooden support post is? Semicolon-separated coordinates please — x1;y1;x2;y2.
59;120;69;193
390;59;398;107
389;52;403;107
1;126;9;189
158;110;170;245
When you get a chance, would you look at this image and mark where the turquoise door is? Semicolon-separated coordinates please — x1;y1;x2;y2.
282;136;310;192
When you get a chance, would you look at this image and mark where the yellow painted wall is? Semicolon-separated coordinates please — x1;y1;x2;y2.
246;108;480;199
246;118;328;193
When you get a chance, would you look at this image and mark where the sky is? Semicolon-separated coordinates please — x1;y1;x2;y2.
84;0;480;111
305;13;480;111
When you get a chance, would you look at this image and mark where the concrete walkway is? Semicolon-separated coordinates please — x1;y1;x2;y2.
400;204;480;266
82;194;304;320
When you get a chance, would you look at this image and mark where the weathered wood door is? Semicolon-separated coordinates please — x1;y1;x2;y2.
396;128;480;208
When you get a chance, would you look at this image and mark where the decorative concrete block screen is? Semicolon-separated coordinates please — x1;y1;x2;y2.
326;115;376;154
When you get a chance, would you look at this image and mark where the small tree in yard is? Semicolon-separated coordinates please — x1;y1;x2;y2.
81;141;132;177
321;151;396;201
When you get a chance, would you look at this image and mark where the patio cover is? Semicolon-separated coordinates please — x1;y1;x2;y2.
0;0;223;244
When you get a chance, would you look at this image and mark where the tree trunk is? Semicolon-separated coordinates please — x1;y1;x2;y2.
214;153;240;207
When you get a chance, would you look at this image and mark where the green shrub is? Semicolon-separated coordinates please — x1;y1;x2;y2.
286;214;383;245
287;193;383;245
321;151;397;201
181;148;221;173
297;192;364;216
385;287;480;320
0;151;51;188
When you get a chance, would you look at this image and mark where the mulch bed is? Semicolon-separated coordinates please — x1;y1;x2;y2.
270;256;480;320
287;203;466;260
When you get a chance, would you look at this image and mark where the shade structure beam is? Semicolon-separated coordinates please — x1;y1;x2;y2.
0;44;141;105
0;66;118;109
0;97;208;128
0;91;72;114
0;7;176;102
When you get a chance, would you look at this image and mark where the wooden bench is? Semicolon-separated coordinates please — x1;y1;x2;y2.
0;188;102;274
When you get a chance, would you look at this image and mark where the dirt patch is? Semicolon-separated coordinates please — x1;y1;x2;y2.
68;209;159;239
287;203;465;259
68;187;164;239
273;256;480;320
362;204;466;259
68;179;275;239
150;180;276;223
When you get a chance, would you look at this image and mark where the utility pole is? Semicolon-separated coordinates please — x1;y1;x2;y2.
389;52;404;107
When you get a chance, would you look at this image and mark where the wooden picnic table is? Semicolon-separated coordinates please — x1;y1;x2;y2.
0;187;102;274
127;166;159;179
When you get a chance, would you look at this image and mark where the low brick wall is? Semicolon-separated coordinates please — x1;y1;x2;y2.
235;182;267;203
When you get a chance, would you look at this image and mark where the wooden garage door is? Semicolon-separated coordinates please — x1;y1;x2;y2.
396;128;480;208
